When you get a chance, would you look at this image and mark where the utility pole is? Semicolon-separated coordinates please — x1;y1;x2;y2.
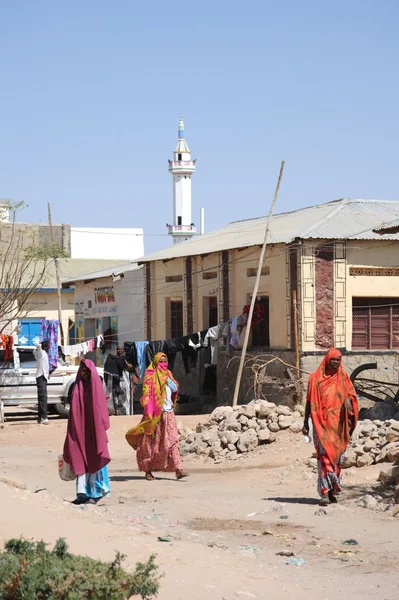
232;161;285;407
47;203;64;346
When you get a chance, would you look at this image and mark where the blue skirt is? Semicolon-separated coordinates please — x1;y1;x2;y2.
76;465;110;499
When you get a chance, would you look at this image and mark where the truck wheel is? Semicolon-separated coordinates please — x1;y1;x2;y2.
55;384;74;418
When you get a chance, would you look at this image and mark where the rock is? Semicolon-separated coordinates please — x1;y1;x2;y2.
278;415;294;429
268;433;277;443
247;418;258;430
276;405;292;416
363;439;377;452
202;428;219;445
257;401;277;419
308;457;318;468
257;419;268;430
225;414;241;432
315;508;328;516
359;423;377;437
238;415;249;428
185;432;196;444
361;494;378;509
342;448;357;468
375;449;388;464
357;454;374;468
227;443;236;451
237;429;259;453
385;442;399;462
196;423;205;434
209;440;223;459
224;430;240;446
191;440;208;455
290;419;303;434
179;442;190;456
294;404;305;416
238;404;256;419
353;444;365;456
228;451;239;460
210;406;233;423
268;422;280;433
267;413;278;423
378;464;399;483
258;429;271;443
386;422;399;443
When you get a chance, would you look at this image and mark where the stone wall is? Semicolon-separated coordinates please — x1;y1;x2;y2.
301;351;399;404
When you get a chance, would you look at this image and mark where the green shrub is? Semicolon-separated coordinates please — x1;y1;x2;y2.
0;537;160;599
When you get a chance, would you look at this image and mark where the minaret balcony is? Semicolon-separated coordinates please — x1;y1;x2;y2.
168;224;197;236
168;160;196;174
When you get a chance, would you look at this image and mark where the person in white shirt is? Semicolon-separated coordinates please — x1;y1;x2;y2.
33;341;50;425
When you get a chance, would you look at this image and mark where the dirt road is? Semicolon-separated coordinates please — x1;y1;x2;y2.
0;411;398;599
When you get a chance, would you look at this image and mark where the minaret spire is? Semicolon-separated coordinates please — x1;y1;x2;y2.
167;116;196;244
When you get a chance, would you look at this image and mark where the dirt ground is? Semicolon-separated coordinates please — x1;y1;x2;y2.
0;409;398;600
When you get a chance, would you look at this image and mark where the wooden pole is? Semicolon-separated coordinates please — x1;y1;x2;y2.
292;290;300;378
232;161;285;407
47;203;65;346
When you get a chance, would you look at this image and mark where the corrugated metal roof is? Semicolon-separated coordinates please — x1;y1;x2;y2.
21;259;128;289
138;199;399;263
62;261;142;285
374;218;399;235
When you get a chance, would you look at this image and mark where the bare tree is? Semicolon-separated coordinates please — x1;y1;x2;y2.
0;201;64;334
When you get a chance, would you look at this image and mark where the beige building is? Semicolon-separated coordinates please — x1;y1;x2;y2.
15;259;126;347
139;199;399;405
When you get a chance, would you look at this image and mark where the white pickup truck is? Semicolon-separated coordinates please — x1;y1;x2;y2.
0;346;104;418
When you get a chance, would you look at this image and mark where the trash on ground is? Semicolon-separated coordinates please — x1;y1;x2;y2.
157;536;172;543
276;550;295;557
341;539;359;545
314;508;328;516
279;515;289;520
285;556;306;567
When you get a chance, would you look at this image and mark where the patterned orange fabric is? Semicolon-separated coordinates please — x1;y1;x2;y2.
125;352;178;450
307;348;358;466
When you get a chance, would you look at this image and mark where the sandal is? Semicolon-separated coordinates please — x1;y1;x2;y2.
319;495;329;507
176;470;190;480
328;491;338;504
145;472;155;481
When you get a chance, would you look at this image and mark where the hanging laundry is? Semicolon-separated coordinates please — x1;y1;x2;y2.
242;303;265;326
164;336;189;370
204;324;225;366
146;340;167;367
1;335;14;362
40;320;59;371
96;334;104;349
125;341;147;378
230;316;241;349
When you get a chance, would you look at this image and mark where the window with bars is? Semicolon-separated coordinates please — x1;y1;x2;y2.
251;297;270;347
352;297;399;350
170;300;183;338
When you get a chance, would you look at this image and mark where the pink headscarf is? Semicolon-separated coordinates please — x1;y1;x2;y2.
63;359;110;475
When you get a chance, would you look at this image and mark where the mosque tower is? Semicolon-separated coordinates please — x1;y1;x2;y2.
167;116;196;244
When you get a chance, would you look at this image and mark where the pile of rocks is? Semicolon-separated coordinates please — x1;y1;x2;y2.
344;419;399;468
179;400;304;462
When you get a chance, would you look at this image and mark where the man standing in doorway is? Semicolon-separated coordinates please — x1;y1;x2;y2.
34;341;50;425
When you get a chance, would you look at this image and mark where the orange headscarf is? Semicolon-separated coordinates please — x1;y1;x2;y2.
307;348;358;466
125;352;179;450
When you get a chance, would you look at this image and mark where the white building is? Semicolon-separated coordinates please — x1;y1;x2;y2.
63;262;144;362
167;116;197;244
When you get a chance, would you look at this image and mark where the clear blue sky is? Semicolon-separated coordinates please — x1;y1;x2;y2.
1;1;398;254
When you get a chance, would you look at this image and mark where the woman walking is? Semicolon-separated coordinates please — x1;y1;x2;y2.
125;352;188;481
63;359;111;505
303;348;358;506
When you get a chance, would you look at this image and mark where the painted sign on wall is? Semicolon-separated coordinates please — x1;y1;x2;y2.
95;286;115;304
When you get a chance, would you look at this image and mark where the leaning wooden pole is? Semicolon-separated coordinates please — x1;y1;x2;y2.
232;161;285;407
292;290;300;378
47;203;65;346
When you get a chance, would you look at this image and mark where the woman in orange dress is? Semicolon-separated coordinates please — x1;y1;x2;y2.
125;352;188;481
303;348;358;506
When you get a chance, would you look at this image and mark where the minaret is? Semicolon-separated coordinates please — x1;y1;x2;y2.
167;116;196;244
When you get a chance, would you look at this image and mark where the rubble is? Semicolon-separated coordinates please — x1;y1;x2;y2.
179;400;303;461
179;401;399;470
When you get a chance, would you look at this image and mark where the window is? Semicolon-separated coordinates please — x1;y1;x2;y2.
0;349;14;369
251;297;270;347
352;298;399;350
170;300;183;338
17;348;36;369
178;153;182;160
178;216;182;225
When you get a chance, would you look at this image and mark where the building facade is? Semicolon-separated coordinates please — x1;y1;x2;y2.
140;199;399;405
